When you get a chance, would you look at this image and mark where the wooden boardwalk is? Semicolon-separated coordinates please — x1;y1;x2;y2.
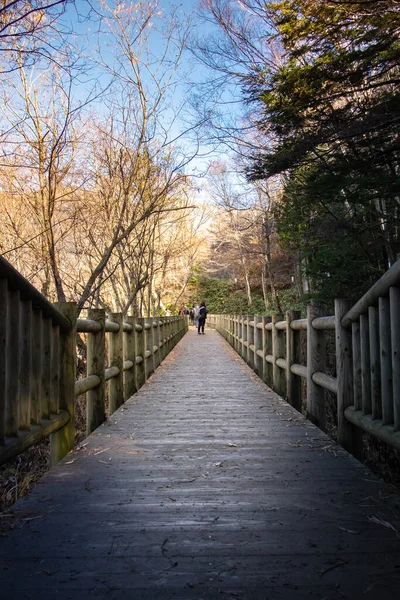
1;328;400;599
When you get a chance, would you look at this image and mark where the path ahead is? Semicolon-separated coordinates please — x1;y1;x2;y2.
1;329;400;599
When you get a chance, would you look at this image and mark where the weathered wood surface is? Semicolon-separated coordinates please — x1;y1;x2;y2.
1;329;400;600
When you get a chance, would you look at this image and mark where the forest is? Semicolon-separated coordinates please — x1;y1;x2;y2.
1;0;399;317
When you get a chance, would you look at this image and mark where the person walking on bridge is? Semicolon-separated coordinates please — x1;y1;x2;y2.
197;301;208;335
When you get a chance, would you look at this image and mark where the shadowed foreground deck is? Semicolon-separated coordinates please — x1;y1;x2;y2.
1;328;400;599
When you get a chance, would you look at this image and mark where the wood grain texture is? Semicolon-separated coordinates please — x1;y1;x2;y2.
50;302;77;465
1;330;400;600
0;279;6;444
307;301;326;430
286;310;302;411
336;299;363;457
390;287;400;430
6;290;20;435
87;309;106;435
108;312;124;415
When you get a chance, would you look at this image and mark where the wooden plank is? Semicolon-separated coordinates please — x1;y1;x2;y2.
2;329;400;600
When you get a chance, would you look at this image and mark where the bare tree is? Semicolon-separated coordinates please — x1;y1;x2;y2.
0;0;71;73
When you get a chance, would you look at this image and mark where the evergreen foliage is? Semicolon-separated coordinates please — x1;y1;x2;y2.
246;0;400;298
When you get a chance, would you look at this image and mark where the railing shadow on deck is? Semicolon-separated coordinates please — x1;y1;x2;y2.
0;255;188;467
209;258;400;460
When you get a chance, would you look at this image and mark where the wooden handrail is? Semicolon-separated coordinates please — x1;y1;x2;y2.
0;265;188;467
342;257;400;327
209;261;400;459
0;255;71;331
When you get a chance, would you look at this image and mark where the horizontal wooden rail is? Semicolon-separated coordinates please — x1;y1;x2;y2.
312;316;336;330
345;407;400;451
291;363;307;379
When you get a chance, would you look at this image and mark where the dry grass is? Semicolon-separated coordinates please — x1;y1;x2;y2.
0;441;50;515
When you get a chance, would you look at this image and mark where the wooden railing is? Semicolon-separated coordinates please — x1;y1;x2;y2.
0;256;188;466
209;258;400;457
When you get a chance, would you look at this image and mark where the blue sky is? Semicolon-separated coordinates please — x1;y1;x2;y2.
57;1;240;189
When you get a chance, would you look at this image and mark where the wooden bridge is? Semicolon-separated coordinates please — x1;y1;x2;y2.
1;256;400;598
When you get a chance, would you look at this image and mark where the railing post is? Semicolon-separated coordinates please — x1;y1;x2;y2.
368;305;382;421
51;302;77;465
307;301;326;429
159;319;166;362
108;312;124;415
87;308;105;435
145;319;153;378
272;313;285;397
230;315;234;348
286;310;302;412
238;317;243;358
19;300;33;430
41;317;51;420
244;315;249;363
379;297;393;425
360;312;371;415
390;287;400;431
153;319;161;370
165;318;171;353
335;299;363;457
50;323;60;417
7;289;21;436
124;316;137;398
0;279;7;445
235;315;239;352
254;316;263;377
31;309;42;426
352;321;362;412
136;317;146;390
248;315;255;369
261;316;269;386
